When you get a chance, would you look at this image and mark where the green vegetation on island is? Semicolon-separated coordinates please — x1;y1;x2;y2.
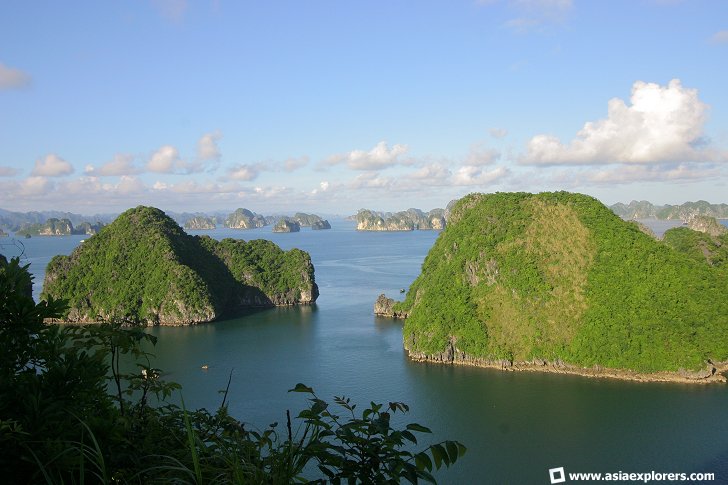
662;218;728;269
356;208;446;231
1;255;464;483
394;192;728;377
42;206;318;325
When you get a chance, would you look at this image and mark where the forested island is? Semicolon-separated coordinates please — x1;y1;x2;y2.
356;208;446;231
378;192;728;383
42;206;318;325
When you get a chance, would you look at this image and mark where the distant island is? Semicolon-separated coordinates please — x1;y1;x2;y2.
355;208;446;231
224;208;267;229
273;218;301;233
42;206;318;325
292;212;331;230
377;192;728;384
15;218;105;237
184;215;216;230
610;200;728;220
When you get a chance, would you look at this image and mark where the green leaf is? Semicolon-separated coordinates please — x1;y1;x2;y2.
406;423;432;434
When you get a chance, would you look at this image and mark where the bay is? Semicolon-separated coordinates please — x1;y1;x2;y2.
4;220;728;483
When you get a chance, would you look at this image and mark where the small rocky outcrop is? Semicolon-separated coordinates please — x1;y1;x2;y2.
273;218;301;233
374;294;409;319
688;216;728;237
184;216;216;230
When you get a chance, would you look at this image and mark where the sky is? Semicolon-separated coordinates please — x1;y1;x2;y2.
1;0;728;215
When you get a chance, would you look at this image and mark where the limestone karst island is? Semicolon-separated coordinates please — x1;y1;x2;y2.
376;192;728;384
41;206;318;325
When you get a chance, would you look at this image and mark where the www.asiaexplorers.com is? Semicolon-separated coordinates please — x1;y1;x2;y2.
548;466;715;483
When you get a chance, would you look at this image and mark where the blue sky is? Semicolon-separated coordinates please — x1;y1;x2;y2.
1;0;727;214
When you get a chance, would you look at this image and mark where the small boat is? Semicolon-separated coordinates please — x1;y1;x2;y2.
201;365;209;370
399;288;406;293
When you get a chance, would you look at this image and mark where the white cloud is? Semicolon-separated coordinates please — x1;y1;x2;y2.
197;131;222;161
0;166;19;177
19;176;54;196
283;156;309;172
147;145;182;173
228;164;260;181
465;144;501;165
711;30;728;44
489;128;508;139
0;62;31;90
410;163;452;180
584;163;720;185
85;153;138;176
325;141;409;170
31;154;74;177
452;165;509;186
519;79;720;166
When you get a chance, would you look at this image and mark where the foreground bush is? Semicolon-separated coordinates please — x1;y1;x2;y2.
0;256;464;483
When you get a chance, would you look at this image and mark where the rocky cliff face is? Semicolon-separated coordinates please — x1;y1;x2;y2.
273;218;301;233
224;208;267;229
374;294;409;319
184;216;216;230
611;200;728;220
688;215;728;237
15;218;103;236
43;206;318;325
311;220;331;230
356;208;445;231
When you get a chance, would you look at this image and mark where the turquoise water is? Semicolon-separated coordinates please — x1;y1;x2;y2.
5;221;728;484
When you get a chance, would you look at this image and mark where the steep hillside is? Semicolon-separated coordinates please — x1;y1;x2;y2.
42;206;317;325
395;192;728;378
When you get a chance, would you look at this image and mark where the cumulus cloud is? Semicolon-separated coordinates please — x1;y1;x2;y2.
0;62;31;90
324;141;409;171
31;154;74;177
519;79;719;166
452;165;509;186
228;164;260;181
147;145;184;173
197;132;222;161
711;30;728;44
0;166;19;177
85;153;138;176
465;144;501;165
283;156;309;172
410;163;452;180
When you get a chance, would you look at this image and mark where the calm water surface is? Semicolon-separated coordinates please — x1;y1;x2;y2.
5;220;728;484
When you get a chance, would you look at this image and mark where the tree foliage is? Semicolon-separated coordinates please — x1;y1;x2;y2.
1;256;464;483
